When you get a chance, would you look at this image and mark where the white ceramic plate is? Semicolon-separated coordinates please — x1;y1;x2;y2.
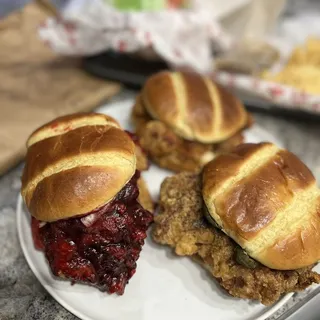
17;100;293;320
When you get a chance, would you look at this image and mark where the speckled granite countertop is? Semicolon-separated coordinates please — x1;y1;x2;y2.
0;90;319;320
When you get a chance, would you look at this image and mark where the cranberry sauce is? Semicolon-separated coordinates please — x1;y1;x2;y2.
32;171;153;294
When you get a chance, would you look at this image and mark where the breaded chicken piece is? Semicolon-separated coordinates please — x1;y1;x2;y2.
137;177;154;213
132;97;244;173
153;173;320;305
135;143;154;213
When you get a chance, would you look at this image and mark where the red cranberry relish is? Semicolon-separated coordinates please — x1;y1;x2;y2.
31;171;153;294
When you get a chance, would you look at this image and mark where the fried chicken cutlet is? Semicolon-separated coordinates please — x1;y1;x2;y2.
132;96;245;173
153;173;320;305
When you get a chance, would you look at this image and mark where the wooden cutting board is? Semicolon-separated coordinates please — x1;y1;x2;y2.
0;3;121;175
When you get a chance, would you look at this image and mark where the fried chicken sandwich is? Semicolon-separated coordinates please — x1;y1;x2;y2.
132;71;252;172
153;142;320;304
21;113;153;295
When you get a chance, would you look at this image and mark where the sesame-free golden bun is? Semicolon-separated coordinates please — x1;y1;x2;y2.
202;142;320;270
21;113;136;222
140;71;249;144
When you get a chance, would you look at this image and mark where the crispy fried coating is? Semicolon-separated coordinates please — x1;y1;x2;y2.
132;98;244;172
136;145;154;212
137;177;154;213
153;173;320;305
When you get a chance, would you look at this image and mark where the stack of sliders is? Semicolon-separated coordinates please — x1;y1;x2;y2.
21;113;153;294
153;142;320;305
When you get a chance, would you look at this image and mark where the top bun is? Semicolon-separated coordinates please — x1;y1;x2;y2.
202;142;320;270
21;113;136;222
140;71;249;143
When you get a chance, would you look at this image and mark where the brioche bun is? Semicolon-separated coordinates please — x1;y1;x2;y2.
21;113;136;222
202;142;320;270
141;71;249;144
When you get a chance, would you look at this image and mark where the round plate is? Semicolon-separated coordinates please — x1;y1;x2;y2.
17;100;292;320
